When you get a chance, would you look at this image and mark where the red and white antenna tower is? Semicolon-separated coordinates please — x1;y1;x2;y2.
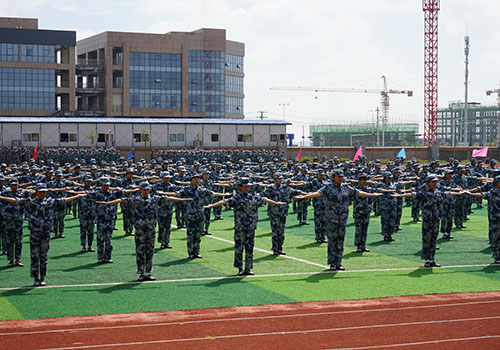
422;0;440;146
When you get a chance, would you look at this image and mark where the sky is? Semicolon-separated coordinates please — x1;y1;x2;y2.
2;0;500;144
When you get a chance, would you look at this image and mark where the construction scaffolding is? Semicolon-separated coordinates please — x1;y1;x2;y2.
437;102;500;146
309;123;419;147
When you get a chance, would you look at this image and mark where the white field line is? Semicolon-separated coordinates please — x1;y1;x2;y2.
32;316;500;350
325;335;500;350
2;299;500;336
0;264;497;292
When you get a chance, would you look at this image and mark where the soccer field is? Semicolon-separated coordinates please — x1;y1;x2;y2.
1;202;499;321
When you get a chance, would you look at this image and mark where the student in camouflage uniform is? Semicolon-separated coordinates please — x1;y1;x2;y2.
378;172;398;242
437;169;459;239
98;181;188;281
467;176;500;263
453;166;467;229
397;175;464;267
153;172;178;249
295;169;381;271
352;173;375;252
173;167;188;228
48;170;68;239
0;183;83;286
205;178;286;275
119;169;138;236
89;177;124;264
176;173;228;259
293;167;310;225
76;175;96;252
307;170;328;243
261;173;303;255
3;179;27;267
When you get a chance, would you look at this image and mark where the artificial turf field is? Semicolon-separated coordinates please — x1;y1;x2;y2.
1;201;499;321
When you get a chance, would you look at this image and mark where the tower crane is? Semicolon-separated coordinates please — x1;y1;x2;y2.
486;87;500;106
270;76;412;125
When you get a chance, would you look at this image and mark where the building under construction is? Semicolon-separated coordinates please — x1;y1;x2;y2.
437;101;500;146
309;123;419;147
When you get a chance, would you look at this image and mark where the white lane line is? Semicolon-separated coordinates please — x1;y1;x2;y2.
34;315;500;350
0;263;497;292
325;335;500;350
3;299;500;336
206;234;329;269
172;223;329;269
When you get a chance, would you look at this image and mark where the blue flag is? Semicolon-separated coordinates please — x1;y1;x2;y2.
397;148;406;159
128;148;134;160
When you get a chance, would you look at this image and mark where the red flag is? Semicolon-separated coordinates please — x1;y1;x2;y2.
33;145;37;159
297;147;303;161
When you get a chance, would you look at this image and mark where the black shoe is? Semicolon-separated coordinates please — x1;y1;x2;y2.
457;225;466;229
494;259;500;264
320;238;327;243
238;268;244;276
464;217;470;221
436;246;440;250
164;244;172;249
278;251;286;255
336;264;345;271
442;234;454;239
33;279;41;287
106;259;113;264
113;227;118;231
87;247;95;252
97;260;105;264
7;261;14;268
58;234;65;238
329;265;337;271
137;274;146;281
395;227;402;231
52;235;59;239
145;274;156;281
302;221;310;225
413;218;421;222
357;247;370;252
39;279;46;286
81;247;87;253
193;254;202;259
272;251;280;256
430;261;441;267
124;232;133;237
15;261;24;267
244;270;254;276
384;236;395;242
424;260;432;267
160;244;166;249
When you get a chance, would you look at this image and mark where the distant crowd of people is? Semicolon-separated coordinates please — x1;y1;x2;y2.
1;148;500;288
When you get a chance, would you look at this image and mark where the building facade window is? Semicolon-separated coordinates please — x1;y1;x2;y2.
237;133;252;142
112;70;123;88
169;133;184;142
22;133;40;142
270;134;286;142
60;133;77;142
0;68;55;110
21;44;55;63
225;53;244;73
225;75;244;94
188;50;225;118
112;47;123;66
0;43;18;62
129;52;181;109
225;96;244;115
211;134;219;142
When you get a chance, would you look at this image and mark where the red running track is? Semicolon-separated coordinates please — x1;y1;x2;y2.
2;292;500;350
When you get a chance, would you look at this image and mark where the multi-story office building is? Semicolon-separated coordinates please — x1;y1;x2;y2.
76;28;244;119
0;18;289;150
0;17;76;118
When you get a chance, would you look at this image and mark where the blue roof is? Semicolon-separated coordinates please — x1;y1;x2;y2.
0;117;290;125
